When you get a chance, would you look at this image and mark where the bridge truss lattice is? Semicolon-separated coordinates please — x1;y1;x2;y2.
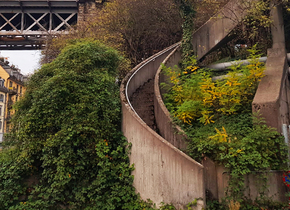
0;0;78;50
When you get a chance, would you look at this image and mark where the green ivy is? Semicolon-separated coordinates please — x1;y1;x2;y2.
0;40;158;210
184;112;288;205
174;0;195;64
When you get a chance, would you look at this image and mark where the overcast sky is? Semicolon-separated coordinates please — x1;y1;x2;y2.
0;50;42;76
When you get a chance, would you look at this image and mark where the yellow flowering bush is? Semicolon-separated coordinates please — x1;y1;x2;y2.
163;45;288;208
162;45;265;125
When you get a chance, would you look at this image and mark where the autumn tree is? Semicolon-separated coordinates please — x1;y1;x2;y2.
43;0;183;68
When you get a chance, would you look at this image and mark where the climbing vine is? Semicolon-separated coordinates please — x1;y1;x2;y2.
0;40;176;210
174;0;195;65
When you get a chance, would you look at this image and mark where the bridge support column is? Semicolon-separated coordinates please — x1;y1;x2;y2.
78;0;103;23
252;3;290;134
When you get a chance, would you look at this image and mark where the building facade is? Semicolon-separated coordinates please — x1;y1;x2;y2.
0;58;26;137
0;82;8;143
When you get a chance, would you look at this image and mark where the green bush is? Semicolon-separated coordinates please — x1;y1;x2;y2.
0;40;148;209
186;113;288;201
162;46;288;204
162;46;265;125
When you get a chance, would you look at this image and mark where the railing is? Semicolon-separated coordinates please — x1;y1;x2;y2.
0;0;78;49
8;87;17;95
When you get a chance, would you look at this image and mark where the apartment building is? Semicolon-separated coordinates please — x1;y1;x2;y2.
0;58;26;136
0;80;8;143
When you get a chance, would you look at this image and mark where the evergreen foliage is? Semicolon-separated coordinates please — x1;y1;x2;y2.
0;40;140;209
173;0;195;65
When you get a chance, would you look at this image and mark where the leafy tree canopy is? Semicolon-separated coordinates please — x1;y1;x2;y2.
43;0;183;69
0;40;141;210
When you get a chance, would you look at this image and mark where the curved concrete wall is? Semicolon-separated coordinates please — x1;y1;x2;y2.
154;42;287;204
120;43;205;209
120;1;287;208
154;47;188;151
154;45;222;201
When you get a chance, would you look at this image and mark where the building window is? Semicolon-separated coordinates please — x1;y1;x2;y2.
0;119;2;131
0;94;4;103
0;105;2;116
0;79;4;87
20;86;22;94
17;85;19;92
9;81;12;88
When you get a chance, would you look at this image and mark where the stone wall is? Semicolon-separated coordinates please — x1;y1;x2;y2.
78;0;103;23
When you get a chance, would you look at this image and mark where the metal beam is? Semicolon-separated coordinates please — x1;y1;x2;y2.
0;13;21;33
0;45;43;50
0;31;69;35
0;8;78;13
53;13;76;31
25;13;49;33
0;35;47;49
0;2;78;7
0;0;79;49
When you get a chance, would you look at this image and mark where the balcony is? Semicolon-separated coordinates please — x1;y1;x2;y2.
6;114;11;122
8;87;17;95
7;100;13;109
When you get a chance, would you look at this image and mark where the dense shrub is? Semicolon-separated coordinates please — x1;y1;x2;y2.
0;40;141;209
162;46;288;204
162;46;265;125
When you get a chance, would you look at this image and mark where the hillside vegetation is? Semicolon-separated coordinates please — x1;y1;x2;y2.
0;41;150;210
162;47;288;209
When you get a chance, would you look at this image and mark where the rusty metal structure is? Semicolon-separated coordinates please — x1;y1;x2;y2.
0;0;79;50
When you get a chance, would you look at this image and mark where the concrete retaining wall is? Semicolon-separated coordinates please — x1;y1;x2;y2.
120;43;205;209
120;1;288;208
202;158;287;202
154;47;188;151
252;49;290;133
153;42;287;204
252;4;290;133
192;0;251;60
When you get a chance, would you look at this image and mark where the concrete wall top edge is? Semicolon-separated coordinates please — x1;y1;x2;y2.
120;42;181;104
192;0;254;60
120;42;203;169
154;47;186;136
193;0;248;35
153;46;203;168
253;54;287;105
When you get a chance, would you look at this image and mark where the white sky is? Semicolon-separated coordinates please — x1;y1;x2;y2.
0;50;42;76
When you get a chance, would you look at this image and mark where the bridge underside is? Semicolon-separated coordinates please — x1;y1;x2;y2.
0;0;78;50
